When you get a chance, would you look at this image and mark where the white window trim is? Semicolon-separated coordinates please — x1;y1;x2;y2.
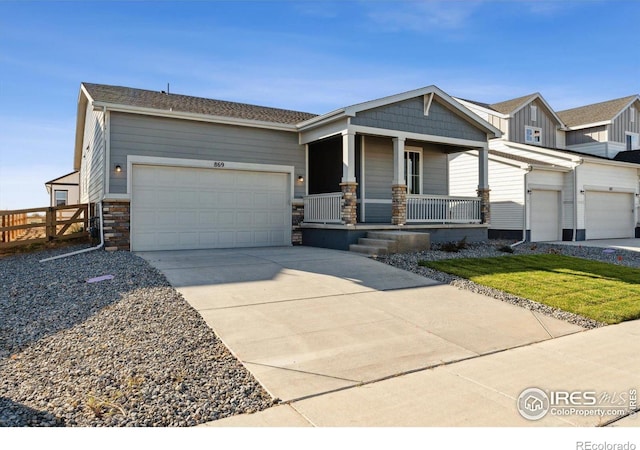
404;146;423;195
630;106;635;123
525;125;542;145
626;132;640;150
54;190;68;206
531;105;538;122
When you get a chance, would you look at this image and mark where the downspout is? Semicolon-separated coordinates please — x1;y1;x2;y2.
39;201;104;263
511;167;532;248
572;158;584;242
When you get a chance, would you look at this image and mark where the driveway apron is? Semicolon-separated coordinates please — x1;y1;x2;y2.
138;247;582;403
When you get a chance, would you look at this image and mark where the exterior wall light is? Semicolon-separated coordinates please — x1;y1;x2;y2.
115;164;122;173
297;175;304;183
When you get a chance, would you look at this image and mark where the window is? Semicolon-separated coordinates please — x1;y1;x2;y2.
404;150;421;194
626;132;640;151
54;190;68;206
525;125;542;145
530;105;538;122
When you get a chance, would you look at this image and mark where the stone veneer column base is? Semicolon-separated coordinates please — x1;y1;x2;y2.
340;182;358;225
391;184;407;225
477;188;491;225
102;200;131;251
291;202;304;245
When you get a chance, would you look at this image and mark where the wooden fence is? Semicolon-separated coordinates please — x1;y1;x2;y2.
0;204;90;248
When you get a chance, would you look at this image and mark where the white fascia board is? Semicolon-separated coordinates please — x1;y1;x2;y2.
580;155;640;169
299;117;349;144
91;102;298;132
74;86;93;170
529;164;571;173
494;141;581;163
297;108;346;129
566;120;611;130
349;124;489;149
453;98;509;119
463;148;529;169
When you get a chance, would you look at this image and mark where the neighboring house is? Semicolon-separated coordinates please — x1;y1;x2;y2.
452;94;640;242
73;83;500;251
44;171;80;207
559;95;640;159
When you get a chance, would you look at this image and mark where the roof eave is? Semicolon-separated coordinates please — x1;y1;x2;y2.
73;84;92;171
91;101;300;132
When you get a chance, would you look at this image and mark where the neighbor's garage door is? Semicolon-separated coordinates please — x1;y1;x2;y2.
131;165;290;251
585;191;634;240
530;190;561;242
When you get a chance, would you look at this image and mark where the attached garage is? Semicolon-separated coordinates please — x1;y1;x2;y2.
585;191;635;240
530;189;561;242
131;164;291;251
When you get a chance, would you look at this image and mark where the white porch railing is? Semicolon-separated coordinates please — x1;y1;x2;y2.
304;192;343;223
407;194;481;224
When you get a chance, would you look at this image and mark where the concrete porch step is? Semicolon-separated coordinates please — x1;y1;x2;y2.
349;231;431;256
348;244;389;256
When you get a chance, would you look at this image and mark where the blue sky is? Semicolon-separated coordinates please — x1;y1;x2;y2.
1;0;639;209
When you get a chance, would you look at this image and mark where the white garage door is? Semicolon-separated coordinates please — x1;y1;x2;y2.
131;165;290;251
585;191;634;240
530;190;560;242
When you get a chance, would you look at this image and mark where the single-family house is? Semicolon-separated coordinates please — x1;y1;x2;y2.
44;171;80;207
73;83;501;251
452;94;640;242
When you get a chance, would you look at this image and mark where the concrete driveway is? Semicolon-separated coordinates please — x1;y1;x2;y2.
551;238;640;252
139;246;582;403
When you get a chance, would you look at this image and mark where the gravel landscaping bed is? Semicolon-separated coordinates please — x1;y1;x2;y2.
378;240;640;330
0;246;273;427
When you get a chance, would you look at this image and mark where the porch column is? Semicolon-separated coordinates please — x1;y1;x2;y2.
477;146;491;224
340;130;358;225
392;137;407;225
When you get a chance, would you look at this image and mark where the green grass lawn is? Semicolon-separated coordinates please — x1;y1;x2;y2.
421;254;640;324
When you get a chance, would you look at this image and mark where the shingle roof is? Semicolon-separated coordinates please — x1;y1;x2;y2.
489;93;539;115
82;83;318;125
557;95;638;127
614;150;640;164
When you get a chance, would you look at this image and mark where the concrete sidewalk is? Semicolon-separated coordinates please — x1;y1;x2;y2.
207;319;639;427
137;246;612;426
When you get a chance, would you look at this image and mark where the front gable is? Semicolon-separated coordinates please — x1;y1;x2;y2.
610;97;640;145
510;97;563;148
350;96;488;142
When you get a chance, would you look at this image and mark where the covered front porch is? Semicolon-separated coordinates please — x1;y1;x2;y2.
293;86;500;250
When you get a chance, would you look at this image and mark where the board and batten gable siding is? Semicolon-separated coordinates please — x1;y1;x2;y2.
79;103;105;203
351;97;487;142
108;112;306;197
509;99;557;148
610;103;640;143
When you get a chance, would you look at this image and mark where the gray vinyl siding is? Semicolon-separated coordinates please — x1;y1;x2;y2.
80;104;105;203
108;112;306;197
361;134;391;222
509;99;557;147
363;136;393;200
565;125;607;146
352;97;487;142
422;145;448;195
610;103;640;143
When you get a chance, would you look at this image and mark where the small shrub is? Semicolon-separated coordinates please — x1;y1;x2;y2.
498;245;514;253
439;242;460;253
